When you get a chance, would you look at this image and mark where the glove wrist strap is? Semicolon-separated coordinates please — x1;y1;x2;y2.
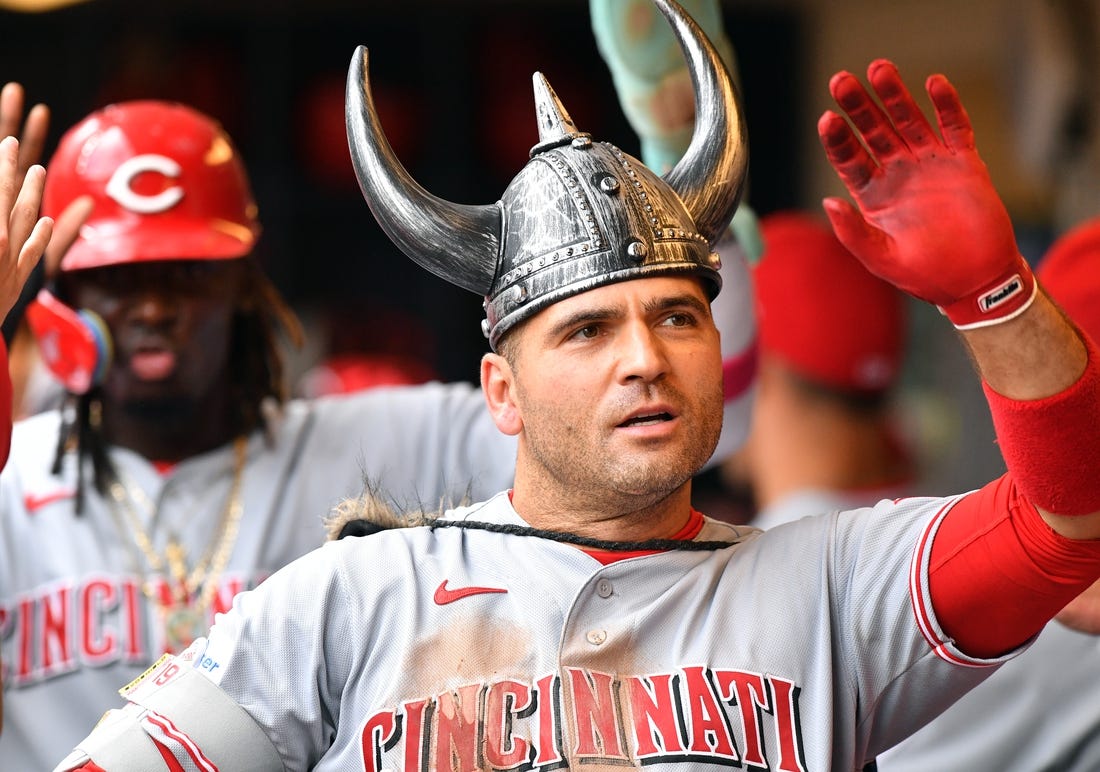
940;256;1037;330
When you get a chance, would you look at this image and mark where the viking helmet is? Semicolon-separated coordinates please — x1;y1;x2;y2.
346;0;747;350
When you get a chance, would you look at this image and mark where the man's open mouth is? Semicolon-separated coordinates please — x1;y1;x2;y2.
619;412;674;428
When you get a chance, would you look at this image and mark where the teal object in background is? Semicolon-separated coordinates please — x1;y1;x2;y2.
590;0;764;264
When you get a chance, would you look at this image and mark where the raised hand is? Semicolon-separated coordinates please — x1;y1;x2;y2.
0;83;90;335
818;59;1035;329
0;136;53;323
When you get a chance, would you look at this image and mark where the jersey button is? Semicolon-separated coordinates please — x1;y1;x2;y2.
596;579;613;598
586;629;608;646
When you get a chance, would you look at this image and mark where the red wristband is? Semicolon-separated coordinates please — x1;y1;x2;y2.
940;255;1037;330
984;331;1100;515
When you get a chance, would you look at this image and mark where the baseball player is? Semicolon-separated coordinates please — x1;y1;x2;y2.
50;0;1100;769
0;84;759;770
726;210;913;530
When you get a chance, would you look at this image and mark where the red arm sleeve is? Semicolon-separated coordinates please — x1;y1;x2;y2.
929;473;1100;658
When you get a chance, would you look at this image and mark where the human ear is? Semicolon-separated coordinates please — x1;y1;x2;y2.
480;352;523;436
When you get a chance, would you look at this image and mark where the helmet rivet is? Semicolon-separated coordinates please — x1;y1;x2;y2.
625;240;648;263
480;318;491;339
598;175;620;194
511;283;528;303
571;136;592;149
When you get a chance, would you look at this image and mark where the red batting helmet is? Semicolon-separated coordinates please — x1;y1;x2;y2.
1038;215;1100;343
754;211;907;394
42;100;260;271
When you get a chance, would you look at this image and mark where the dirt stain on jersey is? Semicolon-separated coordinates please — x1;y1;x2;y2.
401;615;531;699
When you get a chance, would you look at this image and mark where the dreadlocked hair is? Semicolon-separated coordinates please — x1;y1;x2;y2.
52;257;305;514
50;391;113;515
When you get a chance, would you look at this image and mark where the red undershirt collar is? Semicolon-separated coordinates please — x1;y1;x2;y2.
507;490;705;565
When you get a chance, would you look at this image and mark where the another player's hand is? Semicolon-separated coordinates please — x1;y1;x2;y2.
0;136;53;323
45;194;94;276
0;82;87;279
818;59;1034;329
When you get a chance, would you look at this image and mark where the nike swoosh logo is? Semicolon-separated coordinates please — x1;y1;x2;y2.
433;579;508;605
24;489;75;513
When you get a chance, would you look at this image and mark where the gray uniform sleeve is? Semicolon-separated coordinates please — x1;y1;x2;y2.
49;538;360;771
828;496;1028;756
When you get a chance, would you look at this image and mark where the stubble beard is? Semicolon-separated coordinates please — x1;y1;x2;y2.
519;387;723;510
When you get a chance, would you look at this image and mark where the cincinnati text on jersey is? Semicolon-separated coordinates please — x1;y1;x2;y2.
0;572;265;687
359;665;809;771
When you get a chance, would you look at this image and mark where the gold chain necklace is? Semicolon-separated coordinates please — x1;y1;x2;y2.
105;435;248;653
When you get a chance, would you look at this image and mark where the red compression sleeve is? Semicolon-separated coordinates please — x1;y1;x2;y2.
929;474;1100;658
984;331;1100;515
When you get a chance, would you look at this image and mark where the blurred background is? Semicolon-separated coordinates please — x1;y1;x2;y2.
2;0;1097;497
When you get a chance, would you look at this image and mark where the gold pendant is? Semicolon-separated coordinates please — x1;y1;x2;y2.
161;603;206;653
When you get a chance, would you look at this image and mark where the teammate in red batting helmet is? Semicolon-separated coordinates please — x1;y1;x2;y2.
44;101;260;270
25;102;266;395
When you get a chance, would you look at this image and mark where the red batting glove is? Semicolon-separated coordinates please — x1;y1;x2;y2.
818;59;1036;329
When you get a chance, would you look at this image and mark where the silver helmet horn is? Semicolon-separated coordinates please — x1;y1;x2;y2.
346;0;748;351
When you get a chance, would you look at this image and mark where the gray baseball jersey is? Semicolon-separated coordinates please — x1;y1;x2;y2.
0;382;514;769
58;491;1024;771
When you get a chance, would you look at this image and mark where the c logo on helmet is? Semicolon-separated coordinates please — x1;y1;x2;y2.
104;154;185;214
